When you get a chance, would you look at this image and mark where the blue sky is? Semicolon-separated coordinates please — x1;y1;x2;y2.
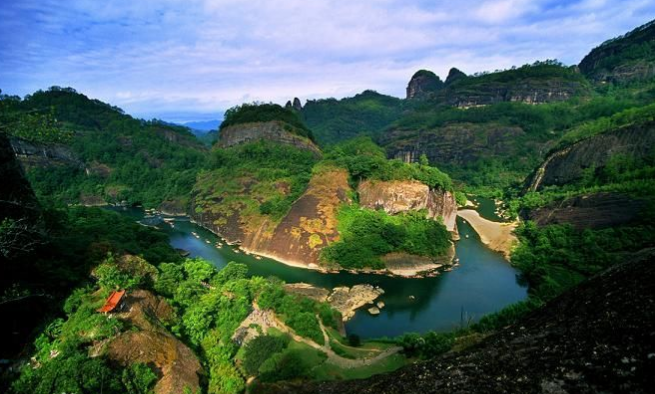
1;0;653;122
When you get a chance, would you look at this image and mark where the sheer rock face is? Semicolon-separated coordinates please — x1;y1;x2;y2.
9;136;82;168
444;79;584;108
260;249;655;394
193;168;351;267
406;70;444;100
525;121;655;192
217;121;321;157
357;179;457;234
382;122;527;177
526;192;648;230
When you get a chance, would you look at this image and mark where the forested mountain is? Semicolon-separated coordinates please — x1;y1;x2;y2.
2;17;655;394
192;104;457;273
1;87;208;212
579;19;655;82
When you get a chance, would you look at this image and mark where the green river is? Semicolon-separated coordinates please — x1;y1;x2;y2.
111;197;527;339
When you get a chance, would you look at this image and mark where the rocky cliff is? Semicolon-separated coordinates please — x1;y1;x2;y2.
357;179;457;234
406;70;444;100
443;78;585;108
217;120;321;156
382;122;535;181
194;167;351;267
10;136;82;168
525;121;655;191
579;19;655;83
260;248;655;394
526;192;648;229
404;64;588;107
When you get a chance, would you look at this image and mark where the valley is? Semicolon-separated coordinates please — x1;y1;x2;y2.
2;15;655;394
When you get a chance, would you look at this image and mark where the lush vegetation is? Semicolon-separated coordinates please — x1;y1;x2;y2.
221;103;314;141
322;205;451;269
326;137;453;190
301;90;406;145
580;20;655;78
1;87;208;209
194;140;318;226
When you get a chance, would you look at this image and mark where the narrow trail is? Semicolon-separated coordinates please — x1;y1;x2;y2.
238;306;402;368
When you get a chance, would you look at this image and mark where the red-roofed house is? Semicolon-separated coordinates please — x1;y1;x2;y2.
97;290;126;313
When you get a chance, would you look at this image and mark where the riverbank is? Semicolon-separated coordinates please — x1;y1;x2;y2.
190;218;455;278
457;209;517;258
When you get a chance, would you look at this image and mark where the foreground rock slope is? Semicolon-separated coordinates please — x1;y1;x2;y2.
261;248;655;393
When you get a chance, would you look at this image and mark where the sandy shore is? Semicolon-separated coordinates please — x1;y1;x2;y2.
458;209;517;258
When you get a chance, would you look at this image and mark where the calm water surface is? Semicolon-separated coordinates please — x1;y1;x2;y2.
110;197;527;338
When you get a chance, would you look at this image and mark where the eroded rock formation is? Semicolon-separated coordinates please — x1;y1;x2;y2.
194;167;351;267
217;121;321;156
406;70;444;100
106;290;202;394
357;179;457;234
525;121;655;191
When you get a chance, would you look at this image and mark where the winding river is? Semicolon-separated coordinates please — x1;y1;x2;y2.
110;197;527;339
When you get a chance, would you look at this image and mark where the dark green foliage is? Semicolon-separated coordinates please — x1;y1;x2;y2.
301;90;405;145
195;140;317;222
326;137;452;190
321;206;451;269
7;87;207;208
122;363;158;394
243;334;290;375
512;221;655;300
11;349;125;394
221;103;314;141
471;298;543;333
579;20;655;79
398;331;454;359
257;282;332;345
348;334;361;347
258;350;311;382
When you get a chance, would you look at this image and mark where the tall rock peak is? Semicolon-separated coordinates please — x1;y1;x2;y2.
293;97;303;111
445;67;467;85
406;69;444;100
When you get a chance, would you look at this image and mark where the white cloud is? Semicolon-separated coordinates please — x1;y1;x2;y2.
1;0;654;121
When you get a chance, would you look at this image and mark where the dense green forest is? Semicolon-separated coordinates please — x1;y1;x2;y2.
300;90;406;145
1;87;208;209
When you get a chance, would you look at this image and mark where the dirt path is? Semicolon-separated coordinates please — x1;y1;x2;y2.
457;209;517;258
238;306;402;369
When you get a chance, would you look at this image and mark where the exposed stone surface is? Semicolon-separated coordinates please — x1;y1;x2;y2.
194;167;351;268
327;285;385;321
525;121;655;191
383;122;530;174
10;136;82;168
367;307;380;315
217;120;321;156
292;97;303;111
525;192;648;229
283;283;330;302
406;70;444;100
357;179;458;233
283;283;385;322
443;79;585;108
106;290;202;394
261;249;655;394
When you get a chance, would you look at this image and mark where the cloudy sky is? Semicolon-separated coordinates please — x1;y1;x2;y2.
1;0;653;122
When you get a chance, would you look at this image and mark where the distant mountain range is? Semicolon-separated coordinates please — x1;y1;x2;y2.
182;119;222;133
